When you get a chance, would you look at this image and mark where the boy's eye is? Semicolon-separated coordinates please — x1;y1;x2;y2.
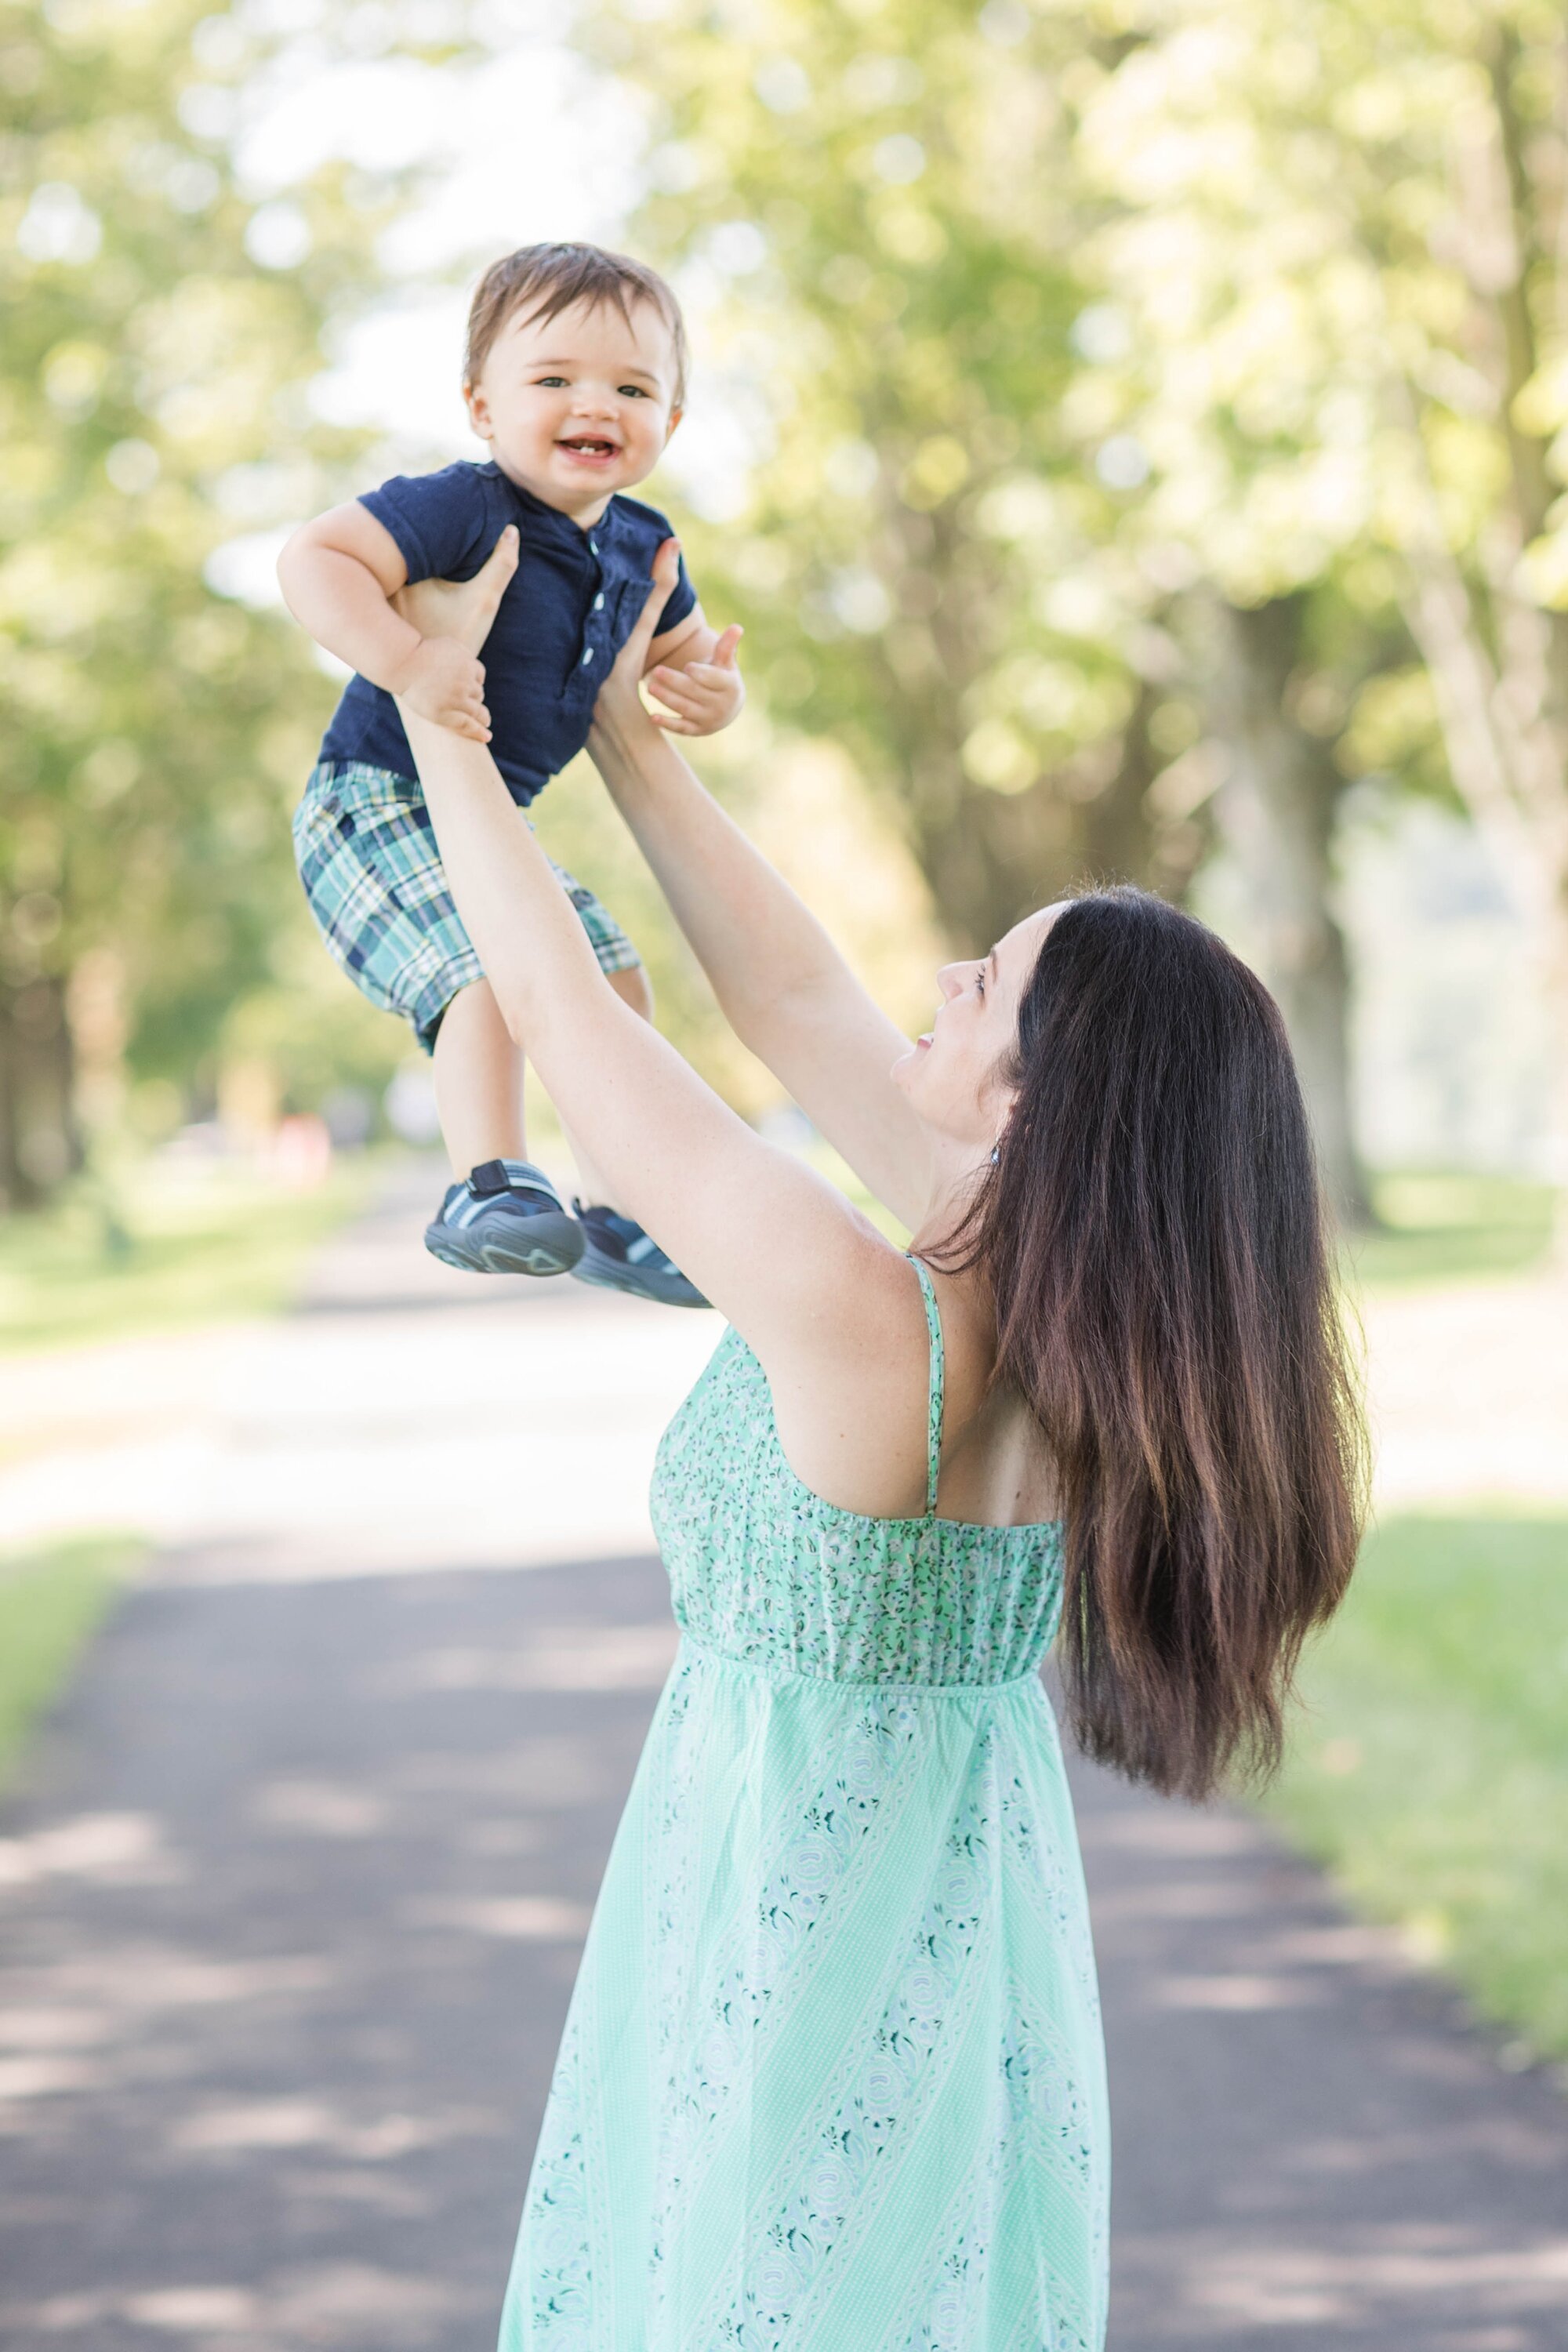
619;384;650;399
535;375;569;388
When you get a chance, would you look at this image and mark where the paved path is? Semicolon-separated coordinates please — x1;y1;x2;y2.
3;1170;1566;2350
5;1163;1568;1564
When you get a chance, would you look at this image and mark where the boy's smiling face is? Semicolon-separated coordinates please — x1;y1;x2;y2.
463;295;681;524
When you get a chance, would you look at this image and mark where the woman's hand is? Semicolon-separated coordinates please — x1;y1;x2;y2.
388;527;521;741
588;536;688;764
387;634;492;741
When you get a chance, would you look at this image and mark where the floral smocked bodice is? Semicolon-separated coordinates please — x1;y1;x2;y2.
651;1258;1065;1690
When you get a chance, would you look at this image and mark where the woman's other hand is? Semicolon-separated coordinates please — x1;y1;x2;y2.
590;537;688;758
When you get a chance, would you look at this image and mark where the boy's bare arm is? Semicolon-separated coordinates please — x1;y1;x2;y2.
277;502;493;742
644;588;746;738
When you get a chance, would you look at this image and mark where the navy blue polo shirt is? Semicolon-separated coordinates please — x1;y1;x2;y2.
316;461;698;806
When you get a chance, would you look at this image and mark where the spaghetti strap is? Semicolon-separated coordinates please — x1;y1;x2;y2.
908;1255;946;1518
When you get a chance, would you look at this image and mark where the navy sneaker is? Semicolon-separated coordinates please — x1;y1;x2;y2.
569;1200;709;1308
423;1160;585;1277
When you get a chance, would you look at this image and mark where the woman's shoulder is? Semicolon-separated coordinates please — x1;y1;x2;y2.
804;1228;993;1391
765;1239;1055;1525
920;1261;1061;1524
753;1225;935;1517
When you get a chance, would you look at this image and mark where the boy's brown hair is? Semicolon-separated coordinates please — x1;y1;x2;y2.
464;241;689;408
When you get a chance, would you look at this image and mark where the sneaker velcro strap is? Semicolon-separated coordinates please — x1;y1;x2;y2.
469;1157;561;1207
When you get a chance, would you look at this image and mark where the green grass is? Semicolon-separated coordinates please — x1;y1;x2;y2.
1346;1171;1557;1290
1265;1510;1568;2060
0;1152;380;1356
0;1534;145;1791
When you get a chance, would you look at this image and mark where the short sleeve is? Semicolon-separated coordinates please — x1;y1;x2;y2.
358;465;492;585
656;547;698;636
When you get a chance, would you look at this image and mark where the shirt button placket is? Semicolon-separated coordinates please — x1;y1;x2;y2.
580;532;607;677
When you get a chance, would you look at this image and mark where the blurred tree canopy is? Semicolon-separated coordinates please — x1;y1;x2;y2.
597;0;1383;1205
605;0;1213;969
8;0;1566;1216
604;0;1568;1210
1073;0;1568;1202
0;0;408;1206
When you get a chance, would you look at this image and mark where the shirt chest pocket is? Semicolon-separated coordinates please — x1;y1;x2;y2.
607;574;652;654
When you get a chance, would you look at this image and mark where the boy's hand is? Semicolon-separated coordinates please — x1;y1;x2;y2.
645;625;746;737
390;634;492;742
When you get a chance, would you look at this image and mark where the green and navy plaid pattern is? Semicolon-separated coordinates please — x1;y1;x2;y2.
292;760;641;1054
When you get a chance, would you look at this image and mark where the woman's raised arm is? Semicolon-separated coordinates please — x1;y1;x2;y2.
390;532;935;1514
588;547;933;1232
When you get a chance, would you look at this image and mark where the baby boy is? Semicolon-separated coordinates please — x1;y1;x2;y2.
278;241;742;1302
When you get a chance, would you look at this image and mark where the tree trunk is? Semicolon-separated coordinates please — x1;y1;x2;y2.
1211;597;1370;1224
1396;442;1568;1226
0;975;82;1210
884;667;1203;956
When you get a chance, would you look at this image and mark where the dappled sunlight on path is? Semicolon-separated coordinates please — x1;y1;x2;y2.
0;1555;673;2351
1068;1748;1568;2347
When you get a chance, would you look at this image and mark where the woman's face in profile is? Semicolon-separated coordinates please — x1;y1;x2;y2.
892;905;1062;1151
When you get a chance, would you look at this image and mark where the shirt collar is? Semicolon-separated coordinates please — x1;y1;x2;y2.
482;462;622;550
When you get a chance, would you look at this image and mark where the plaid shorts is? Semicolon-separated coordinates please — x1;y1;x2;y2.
292;760;641;1054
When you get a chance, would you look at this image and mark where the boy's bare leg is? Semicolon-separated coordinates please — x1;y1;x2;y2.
432;976;528;1177
559;963;654;1208
423;971;580;1279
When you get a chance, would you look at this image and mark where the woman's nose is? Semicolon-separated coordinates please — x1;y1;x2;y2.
935;963;964;1002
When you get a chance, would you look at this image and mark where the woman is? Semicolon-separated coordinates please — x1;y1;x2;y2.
393;530;1366;2351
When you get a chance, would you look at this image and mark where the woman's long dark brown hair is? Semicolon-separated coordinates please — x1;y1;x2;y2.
940;886;1367;1802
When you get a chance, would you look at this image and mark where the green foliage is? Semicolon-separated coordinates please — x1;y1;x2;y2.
0;0;404;1201
8;0;1564;1211
1266;1511;1568;2060
601;0;1568;1174
0;1533;143;1787
603;0;1210;947
1065;0;1568;1033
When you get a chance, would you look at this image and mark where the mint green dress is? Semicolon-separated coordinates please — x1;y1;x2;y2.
499;1260;1110;2351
